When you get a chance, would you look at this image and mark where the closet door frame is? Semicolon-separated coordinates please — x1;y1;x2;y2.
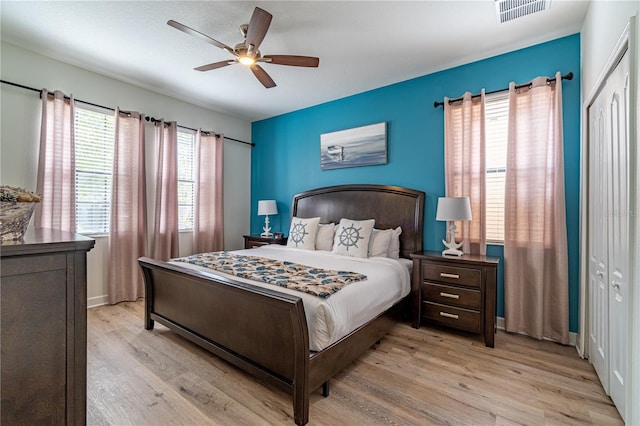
579;16;638;424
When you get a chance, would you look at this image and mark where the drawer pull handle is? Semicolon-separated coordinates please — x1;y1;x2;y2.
440;312;459;320
440;272;460;279
440;292;460;299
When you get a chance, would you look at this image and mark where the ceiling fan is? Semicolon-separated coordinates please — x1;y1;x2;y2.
168;7;319;88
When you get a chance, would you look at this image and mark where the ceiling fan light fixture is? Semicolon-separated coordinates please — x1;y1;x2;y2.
239;55;256;66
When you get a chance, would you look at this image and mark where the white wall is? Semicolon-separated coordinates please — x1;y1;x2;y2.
580;1;639;424
1;42;252;306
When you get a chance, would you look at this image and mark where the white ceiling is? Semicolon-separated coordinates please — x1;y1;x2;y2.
1;1;589;122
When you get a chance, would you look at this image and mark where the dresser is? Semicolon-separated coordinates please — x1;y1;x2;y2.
411;251;499;347
1;228;95;425
243;234;288;249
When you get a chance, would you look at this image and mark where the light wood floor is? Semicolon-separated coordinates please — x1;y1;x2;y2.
87;300;622;425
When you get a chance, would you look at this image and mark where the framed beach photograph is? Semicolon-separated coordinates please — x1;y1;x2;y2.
320;122;387;170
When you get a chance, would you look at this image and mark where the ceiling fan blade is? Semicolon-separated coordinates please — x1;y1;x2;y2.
263;55;320;67
250;64;276;88
194;60;235;72
167;20;234;53
245;7;272;52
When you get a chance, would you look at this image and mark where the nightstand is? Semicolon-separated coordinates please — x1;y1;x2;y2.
243;235;288;249
411;251;499;347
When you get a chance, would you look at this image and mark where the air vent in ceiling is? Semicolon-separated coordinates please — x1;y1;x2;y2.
495;0;551;23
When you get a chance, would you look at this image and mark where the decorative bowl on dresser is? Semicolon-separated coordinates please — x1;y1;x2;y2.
243;234;288;249
411;250;499;347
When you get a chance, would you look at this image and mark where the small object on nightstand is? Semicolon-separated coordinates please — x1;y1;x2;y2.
411;250;499;347
435;197;472;256
243;234;288;249
257;200;278;238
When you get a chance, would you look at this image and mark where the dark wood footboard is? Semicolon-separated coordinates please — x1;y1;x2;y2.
139;257;311;425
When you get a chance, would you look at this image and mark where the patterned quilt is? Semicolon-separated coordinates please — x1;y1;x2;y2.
172;251;367;299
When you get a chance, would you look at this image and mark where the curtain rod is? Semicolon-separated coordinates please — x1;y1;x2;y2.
433;72;573;108
143;116;254;146
0;79;254;147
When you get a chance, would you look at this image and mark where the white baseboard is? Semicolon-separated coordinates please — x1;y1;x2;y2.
496;316;577;347
87;294;109;309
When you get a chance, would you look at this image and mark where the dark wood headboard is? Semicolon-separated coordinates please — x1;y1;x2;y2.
291;184;425;259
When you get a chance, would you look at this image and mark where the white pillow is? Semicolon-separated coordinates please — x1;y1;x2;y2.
368;228;393;257
287;217;321;250
315;223;336;251
387;226;403;259
332;218;375;258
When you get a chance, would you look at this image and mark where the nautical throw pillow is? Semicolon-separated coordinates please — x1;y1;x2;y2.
368;228;393;257
315;223;336;251
332;218;375;258
287;217;321;250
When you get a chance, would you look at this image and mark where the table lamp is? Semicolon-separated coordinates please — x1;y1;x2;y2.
258;200;278;238
436;196;472;256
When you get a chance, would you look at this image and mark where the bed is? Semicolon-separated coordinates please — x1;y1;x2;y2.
138;184;424;425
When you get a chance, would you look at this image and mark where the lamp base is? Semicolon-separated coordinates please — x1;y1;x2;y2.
441;238;464;256
261;215;273;238
441;221;465;256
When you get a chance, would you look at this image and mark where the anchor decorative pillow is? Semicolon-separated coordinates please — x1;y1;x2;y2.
286;217;321;250
332;218;375;258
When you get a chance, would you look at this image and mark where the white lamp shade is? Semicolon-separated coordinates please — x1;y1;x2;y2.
258;200;278;216
436;197;472;221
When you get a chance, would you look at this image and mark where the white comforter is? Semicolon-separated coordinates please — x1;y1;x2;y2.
170;245;411;351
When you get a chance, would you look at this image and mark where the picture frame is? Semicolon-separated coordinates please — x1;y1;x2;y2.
320;122;387;170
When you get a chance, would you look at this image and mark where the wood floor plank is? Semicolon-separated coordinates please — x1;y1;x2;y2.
390;343;612;424
381;325;619;423
87;300;623;425
166;371;271;425
357;341;547;425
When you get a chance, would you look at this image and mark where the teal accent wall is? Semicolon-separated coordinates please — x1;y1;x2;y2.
251;34;581;332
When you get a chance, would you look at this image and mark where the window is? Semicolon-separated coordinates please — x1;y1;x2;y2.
177;130;195;231
485;93;509;243
74;108;195;233
74;105;115;235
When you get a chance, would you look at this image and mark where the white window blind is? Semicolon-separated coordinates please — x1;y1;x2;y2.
74;105;115;235
485;93;509;243
177;130;195;231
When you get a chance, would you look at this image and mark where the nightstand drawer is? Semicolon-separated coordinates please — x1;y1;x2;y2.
423;263;481;288
247;240;269;248
422;282;481;310
422;301;481;333
243;235;287;249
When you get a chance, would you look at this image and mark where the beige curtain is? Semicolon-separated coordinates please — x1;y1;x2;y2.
35;90;76;232
152;120;179;260
193;131;224;253
504;72;569;344
443;91;487;255
107;110;147;304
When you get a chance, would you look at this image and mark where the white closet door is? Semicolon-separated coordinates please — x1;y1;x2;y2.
606;50;629;419
588;80;609;391
588;48;630;422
